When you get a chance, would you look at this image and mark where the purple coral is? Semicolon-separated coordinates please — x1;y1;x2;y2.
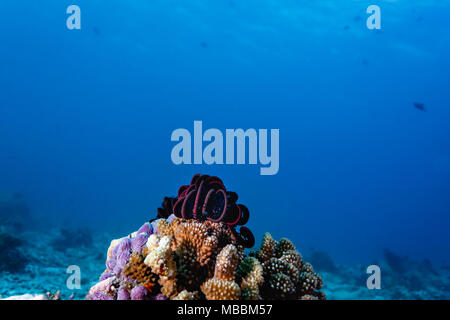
150;220;160;234
117;287;130;300
89;292;114;300
111;239;122;258
130;285;149;300
115;238;132;269
137;222;153;235
112;265;123;277
131;233;149;254
153;293;167;300
99;272;113;281
167;214;176;223
106;258;117;271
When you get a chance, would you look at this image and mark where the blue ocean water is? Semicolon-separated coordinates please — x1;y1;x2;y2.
0;0;449;284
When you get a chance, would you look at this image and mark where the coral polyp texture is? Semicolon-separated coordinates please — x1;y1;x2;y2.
86;174;325;300
253;233;324;300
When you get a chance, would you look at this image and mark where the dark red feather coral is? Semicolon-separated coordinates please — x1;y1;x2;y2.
156;174;255;248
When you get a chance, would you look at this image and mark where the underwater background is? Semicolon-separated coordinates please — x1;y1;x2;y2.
0;0;449;299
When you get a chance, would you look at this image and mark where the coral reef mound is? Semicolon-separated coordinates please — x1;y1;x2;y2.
86;174;325;300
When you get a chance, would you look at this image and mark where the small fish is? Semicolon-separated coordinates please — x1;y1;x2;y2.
413;102;426;111
344;25;350;30
200;41;208;48
93;26;101;36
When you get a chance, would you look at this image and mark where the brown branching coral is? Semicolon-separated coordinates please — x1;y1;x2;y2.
254;233;324;300
175;241;206;290
297;262;323;297
203;220;236;249
200;279;241;300
274;238;296;258
159;276;178;298
279;250;302;270
262;258;298;299
237;256;264;300
262;258;299;284
256;232;278;262
159;218;236;267
214;244;240;281
268;273;295;298
201;244;241;300
157;218;182;247
123;252;158;288
174;219;217;268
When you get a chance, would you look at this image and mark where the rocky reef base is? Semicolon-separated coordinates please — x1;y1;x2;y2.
85;216;324;300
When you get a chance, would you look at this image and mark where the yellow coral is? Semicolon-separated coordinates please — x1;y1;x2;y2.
157;218;183;249
144;235;176;278
240;257;264;300
172;290;200;300
201;245;241;300
145;234;160;253
159;276;178;298
201;278;241;300
143;235;179;298
244;258;263;284
214;244;240;281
